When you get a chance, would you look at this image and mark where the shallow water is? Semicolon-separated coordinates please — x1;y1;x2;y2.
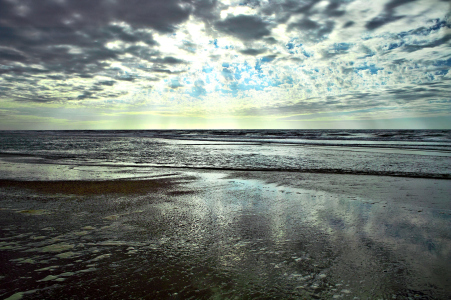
1;130;450;179
1;171;450;299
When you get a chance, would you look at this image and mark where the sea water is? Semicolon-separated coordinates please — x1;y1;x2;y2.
0;129;450;180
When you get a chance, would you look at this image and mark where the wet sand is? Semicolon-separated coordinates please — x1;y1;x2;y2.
1;170;450;299
0;176;195;196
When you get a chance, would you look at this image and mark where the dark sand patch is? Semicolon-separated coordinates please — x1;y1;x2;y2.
18;209;47;215
0;176;196;196
166;190;197;196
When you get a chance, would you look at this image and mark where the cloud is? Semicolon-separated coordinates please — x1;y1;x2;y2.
239;48;267;56
0;0;194;32
403;34;451;52
192;0;220;20
190;79;207;97
0;0;450;129
151;56;186;65
0;47;26;63
0;0;211;70
287;18;335;42
365;0;417;30
343;21;355;28
0;0;213;103
214;15;271;41
324;1;346;17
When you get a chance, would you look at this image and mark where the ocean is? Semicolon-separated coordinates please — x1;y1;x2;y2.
0;130;450;299
1;129;450;180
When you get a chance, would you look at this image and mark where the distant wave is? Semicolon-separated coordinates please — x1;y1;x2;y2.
1;129;451;142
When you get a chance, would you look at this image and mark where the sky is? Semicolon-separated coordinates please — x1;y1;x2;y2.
0;0;450;130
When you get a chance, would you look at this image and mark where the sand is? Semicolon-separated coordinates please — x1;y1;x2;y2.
0;175;196;196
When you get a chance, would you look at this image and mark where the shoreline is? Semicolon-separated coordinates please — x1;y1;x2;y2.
1;160;450;181
0;169;450;208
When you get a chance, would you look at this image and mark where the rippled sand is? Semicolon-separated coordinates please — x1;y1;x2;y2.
1;171;450;299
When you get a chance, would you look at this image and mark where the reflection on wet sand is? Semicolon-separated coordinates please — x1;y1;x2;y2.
0;171;450;299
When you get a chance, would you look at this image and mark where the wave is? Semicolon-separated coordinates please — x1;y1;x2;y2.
2;129;451;142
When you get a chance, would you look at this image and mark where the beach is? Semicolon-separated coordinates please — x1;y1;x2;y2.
1;168;450;299
1;130;451;299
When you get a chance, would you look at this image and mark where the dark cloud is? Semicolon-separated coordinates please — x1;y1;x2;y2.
191;0;220;20
385;0;418;11
98;81;116;86
115;75;136;81
239;48;267;56
0;0;211;71
46;75;67;81
103;25;157;46
320;43;353;59
259;0;318;22
214;15;271;40
0;22;160;76
409;19;450;36
392;58;408;65
365;0;417;30
150;68;184;74
259;0;351;29
180;41;198;53
288;57;303;62
238;76;451;118
289;17;320;30
77;91;96;100
287;18;335;41
0;24;112;76
403;34;451;52
324;1;345;17
0;0;193;33
262;54;277;62
236;92;375;117
78;74;95;79
0;47;26;62
151;57;186;65
0;0;219;102
236;0;261;9
124;46;160;62
1;72;128;103
233;1;353;44
366;14;404;30
264;37;278;44
380;19;451;53
343;21;354;28
384;80;451;103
